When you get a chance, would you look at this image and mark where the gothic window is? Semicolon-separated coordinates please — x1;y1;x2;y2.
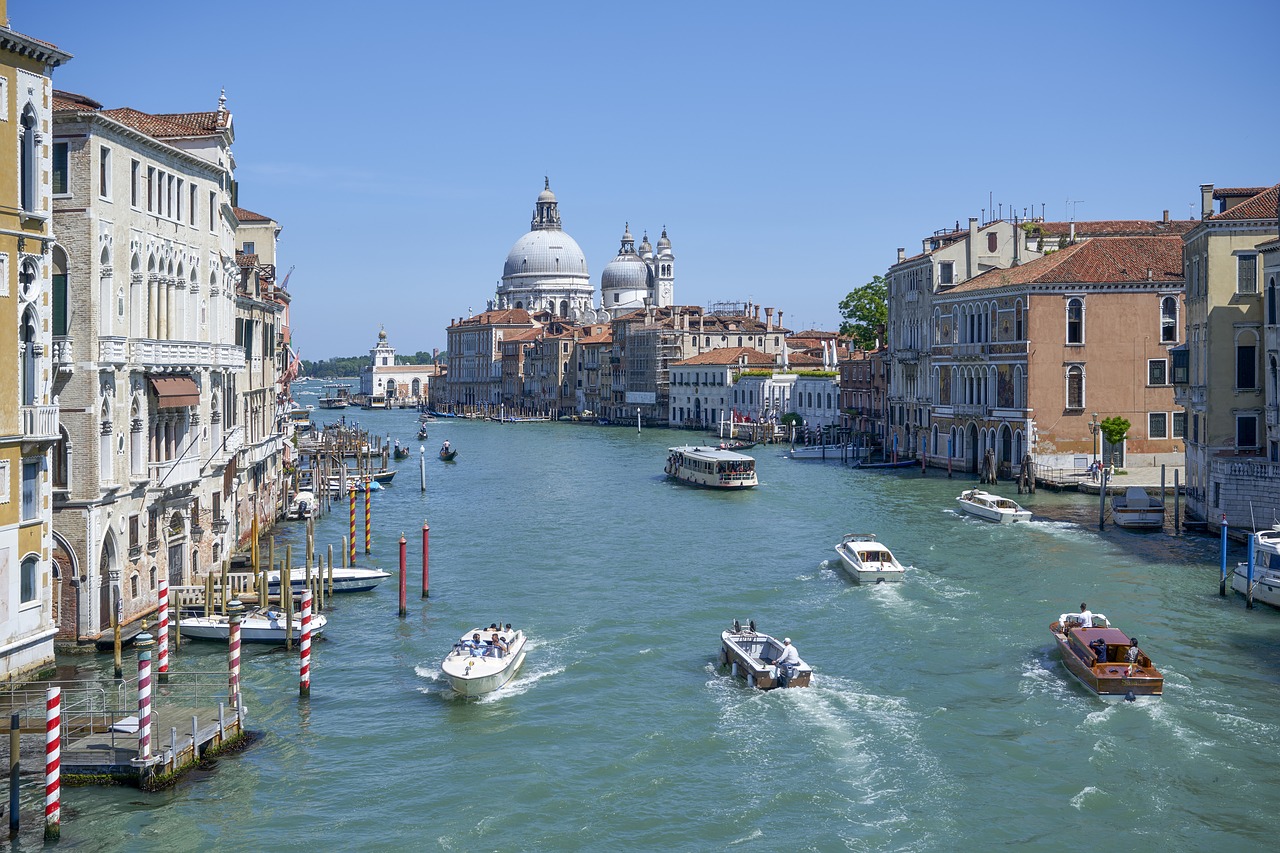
1015;300;1024;341
1066;298;1084;345
19;307;38;406
1066;365;1084;409
21;556;38;604
1160;296;1178;343
19;105;38;212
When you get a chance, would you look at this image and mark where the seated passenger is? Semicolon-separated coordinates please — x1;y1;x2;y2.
491;632;509;654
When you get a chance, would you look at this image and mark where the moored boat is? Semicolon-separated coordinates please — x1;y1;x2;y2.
1111;487;1165;530
441;625;527;696
1232;525;1280;607
1050;613;1162;700
956;489;1031;523
178;608;328;644
719;621;811;689
788;443;848;460
284;490;317;520
268;565;392;594
665;446;757;489
833;533;906;583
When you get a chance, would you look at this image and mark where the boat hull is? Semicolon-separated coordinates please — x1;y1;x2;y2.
1111;510;1164;530
1051;623;1162;699
441;630;526;696
720;628;811;690
666;446;757;489
957;500;1031;523
268;567;391;594
834;544;905;583
1232;566;1280;608
178;611;328;644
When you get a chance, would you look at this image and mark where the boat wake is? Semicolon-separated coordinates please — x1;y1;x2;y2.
474;663;564;703
1070;785;1104;810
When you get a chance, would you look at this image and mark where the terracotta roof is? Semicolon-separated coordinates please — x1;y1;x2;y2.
502;329;542;343
52;90;101;111
788;330;841;340
672;347;776;367
234;207;273;223
1214;187;1271;199
1035;219;1196;237
945;236;1184;292
451;308;535;327
235;252;260;266
786;352;824;366
88;105;228;140
1209;185;1280;222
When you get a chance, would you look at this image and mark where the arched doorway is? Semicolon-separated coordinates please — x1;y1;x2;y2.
967;423;979;472
52;531;78;639
385;379;397;399
999;424;1013;466
167;511;187;586
99;534;117;631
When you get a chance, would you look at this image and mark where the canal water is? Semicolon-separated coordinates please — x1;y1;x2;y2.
17;403;1277;851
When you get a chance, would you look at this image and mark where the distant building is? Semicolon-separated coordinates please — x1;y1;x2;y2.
669;347;778;428
359;328;441;403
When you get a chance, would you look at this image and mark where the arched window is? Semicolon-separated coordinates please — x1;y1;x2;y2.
53;425;70;489
19;306;38;406
1014;300;1024;341
52;247;68;337
987;231;998;253
21;555;39;604
20;105;38;212
1267;276;1277;326
1066;365;1084;409
1160;296;1178;343
1066;298;1084;345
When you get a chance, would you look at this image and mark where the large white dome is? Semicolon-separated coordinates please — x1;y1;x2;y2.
502;229;589;283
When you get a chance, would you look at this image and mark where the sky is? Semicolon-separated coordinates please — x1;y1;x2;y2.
14;0;1280;359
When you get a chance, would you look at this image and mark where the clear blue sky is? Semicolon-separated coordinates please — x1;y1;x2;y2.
16;0;1280;359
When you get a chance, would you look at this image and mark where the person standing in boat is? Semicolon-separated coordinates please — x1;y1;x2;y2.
774;637;800;687
441;440;451;453
1077;603;1094;628
1125;638;1142;674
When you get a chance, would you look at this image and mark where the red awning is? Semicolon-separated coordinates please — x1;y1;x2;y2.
149;376;200;408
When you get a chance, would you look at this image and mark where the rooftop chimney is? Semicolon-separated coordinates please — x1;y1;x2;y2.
966;217;978;280
1200;183;1214;219
1162;209;1170;223
765;307;774;333
898;247;906;263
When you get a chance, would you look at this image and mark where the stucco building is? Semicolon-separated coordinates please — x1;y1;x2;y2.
0;8;70;680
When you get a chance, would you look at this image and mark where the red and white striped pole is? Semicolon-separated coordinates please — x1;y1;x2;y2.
157;579;170;683
299;590;312;697
136;631;154;764
398;534;407;618
44;687;61;841
348;488;357;565
227;600;244;717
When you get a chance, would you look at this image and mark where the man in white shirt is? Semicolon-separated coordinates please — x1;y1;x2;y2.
774;638;800;686
1077;603;1094;628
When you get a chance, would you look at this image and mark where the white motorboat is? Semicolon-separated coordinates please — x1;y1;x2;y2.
1233;525;1280;608
956;489;1031;523
268;565;392;594
284;490;317;520
665;446;757;489
719;620;812;689
1110;487;1165;530
177;608;328;643
441;626;527;696
833;533;906;583
788;443;849;460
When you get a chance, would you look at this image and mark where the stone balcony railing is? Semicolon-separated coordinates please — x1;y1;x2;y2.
20;404;59;441
97;337;246;371
149;454;202;489
99;336;127;365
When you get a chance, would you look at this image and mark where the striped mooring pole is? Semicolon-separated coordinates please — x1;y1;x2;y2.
135;631;154;764
44;687;61;841
157;579;170;683
421;522;430;598
398;534;408;618
299;590;313;697
227;600;244;716
348;488;357;565
364;482;372;554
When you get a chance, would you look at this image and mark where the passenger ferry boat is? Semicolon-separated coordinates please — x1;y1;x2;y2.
318;384;352;409
1050;612;1162;700
665;446;757;489
1232;525;1280;608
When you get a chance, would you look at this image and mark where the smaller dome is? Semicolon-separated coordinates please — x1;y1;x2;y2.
639;232;653;255
538;187;556;203
602;253;651;293
378;327;387;341
657;227;671;251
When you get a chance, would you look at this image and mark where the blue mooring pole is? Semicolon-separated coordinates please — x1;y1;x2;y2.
1219;513;1228;596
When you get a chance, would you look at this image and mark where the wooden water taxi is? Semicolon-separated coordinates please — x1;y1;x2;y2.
719;621;811;689
665;446;757;489
1050;613;1162;700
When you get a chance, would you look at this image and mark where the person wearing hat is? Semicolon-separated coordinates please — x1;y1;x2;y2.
774;637;800;687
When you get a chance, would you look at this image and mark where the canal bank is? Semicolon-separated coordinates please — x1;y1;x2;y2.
15;408;1276;851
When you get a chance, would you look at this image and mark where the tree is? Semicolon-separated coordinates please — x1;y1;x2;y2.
1100;416;1130;464
838;275;887;350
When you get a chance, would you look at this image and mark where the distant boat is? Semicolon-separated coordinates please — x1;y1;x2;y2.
1110;487;1165;530
393;443;411;460
1232;525;1280;608
665;446;756;489
833;533;906;583
788;443;848;460
439;448;458;461
956;489;1031;523
268;565;392;595
284;490;317;520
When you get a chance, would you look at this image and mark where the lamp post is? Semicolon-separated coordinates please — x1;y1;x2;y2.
1089;412;1099;463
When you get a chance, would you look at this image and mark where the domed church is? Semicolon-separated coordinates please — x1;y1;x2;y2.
492;179;673;322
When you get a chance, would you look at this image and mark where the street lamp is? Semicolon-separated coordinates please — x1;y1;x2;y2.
1089;412;1099;463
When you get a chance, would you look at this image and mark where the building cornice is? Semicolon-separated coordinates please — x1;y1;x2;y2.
0;30;71;67
53;110;228;180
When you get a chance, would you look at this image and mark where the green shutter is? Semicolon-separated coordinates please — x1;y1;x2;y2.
52;274;67;336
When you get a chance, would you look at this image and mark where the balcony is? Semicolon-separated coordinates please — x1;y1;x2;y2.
52;336;74;374
20;404;59;441
149;454;202;489
1267;406;1279;429
99;336;127;365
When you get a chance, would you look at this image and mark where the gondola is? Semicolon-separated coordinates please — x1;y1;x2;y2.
439;448;458;461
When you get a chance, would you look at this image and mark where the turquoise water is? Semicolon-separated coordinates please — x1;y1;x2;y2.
13;406;1275;852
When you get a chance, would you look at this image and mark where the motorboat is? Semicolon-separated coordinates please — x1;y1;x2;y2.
1232;525;1280;608
440;625;527;696
833;533;906;583
719;620;811;690
788;443;849;460
284;490;317;521
1110;487;1165;530
956;489;1031;523
178;608;328;644
267;565;391;595
1050;613;1162;700
665;446;757;489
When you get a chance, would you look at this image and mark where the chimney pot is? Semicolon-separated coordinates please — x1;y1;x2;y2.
897;247;906;263
1163;209;1170;223
1200;183;1215;219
